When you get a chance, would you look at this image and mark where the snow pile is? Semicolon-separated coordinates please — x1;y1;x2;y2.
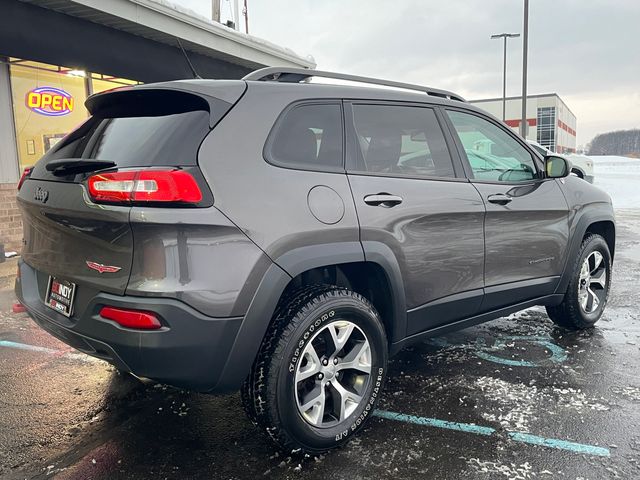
591;155;640;209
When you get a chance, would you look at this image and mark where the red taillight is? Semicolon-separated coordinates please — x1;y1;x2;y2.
17;167;32;190
99;306;162;330
87;169;203;205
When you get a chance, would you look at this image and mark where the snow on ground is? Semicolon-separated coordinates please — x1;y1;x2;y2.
591;155;640;209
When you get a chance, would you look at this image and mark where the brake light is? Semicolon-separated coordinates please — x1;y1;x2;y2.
99;306;162;330
17;167;32;190
87;169;202;204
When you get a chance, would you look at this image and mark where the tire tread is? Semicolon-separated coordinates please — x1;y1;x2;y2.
546;233;611;329
241;284;384;453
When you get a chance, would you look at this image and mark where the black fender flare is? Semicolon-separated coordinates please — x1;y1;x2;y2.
360;241;408;344
213;241;407;391
274;241;407;343
555;206;615;295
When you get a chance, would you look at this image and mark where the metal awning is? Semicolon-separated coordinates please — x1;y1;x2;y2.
1;0;314;82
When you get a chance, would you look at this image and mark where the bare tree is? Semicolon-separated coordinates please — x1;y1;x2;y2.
587;129;640;157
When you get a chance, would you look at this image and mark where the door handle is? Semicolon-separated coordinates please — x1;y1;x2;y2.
487;193;513;205
364;193;403;208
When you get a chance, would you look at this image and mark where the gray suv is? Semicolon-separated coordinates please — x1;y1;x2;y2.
15;67;615;453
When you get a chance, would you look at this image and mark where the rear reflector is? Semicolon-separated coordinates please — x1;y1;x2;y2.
12;302;26;313
99;306;162;330
17;167;32;190
87;169;202;204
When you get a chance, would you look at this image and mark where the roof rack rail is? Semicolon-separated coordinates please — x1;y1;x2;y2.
242;67;466;102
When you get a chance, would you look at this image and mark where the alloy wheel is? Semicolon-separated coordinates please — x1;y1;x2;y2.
295;320;372;428
578;251;608;314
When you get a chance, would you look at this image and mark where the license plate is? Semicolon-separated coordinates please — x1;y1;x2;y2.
45;277;77;317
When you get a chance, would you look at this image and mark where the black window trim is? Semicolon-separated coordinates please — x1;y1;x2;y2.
441;106;546;186
262;99;346;174
343;99;468;183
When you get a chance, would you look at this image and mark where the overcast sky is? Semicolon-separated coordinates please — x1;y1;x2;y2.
176;0;639;146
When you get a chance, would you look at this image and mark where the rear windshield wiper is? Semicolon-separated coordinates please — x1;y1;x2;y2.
46;159;116;176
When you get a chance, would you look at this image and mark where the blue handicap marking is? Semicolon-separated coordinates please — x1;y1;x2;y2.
426;337;449;348
475;335;568;367
374;410;610;457
427;335;568;367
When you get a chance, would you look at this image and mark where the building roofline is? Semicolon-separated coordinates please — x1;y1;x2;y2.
470;92;576;119
17;0;315;70
470;93;560;103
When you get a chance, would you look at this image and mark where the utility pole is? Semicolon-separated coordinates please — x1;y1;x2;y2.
212;0;221;23
520;0;529;138
243;0;249;34
491;33;520;122
233;0;240;31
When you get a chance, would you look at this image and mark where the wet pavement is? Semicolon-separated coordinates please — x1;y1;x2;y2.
1;162;639;479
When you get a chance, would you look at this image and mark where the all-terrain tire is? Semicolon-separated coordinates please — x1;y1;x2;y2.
546;234;612;329
241;284;388;453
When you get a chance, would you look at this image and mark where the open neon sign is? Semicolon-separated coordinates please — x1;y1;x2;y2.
26;87;74;116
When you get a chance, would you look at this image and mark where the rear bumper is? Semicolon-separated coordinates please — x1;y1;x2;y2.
15;260;243;392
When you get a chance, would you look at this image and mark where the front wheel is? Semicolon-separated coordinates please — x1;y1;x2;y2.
546;234;612;329
241;285;388;453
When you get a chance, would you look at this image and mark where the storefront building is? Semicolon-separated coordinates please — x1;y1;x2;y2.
470;93;577;154
7;59;141;174
0;0;314;252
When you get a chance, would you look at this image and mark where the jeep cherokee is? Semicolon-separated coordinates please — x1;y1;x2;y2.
15;67;615;453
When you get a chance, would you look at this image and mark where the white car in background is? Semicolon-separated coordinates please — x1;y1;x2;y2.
527;140;595;183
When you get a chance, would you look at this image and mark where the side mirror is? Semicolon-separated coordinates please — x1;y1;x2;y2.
545;155;570;178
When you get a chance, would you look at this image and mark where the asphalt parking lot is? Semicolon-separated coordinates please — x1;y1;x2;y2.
1;160;639;479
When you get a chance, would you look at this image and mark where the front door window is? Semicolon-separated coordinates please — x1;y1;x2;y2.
447;110;537;182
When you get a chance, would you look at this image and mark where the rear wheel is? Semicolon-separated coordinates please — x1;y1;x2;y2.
546;234;611;329
241;285;387;453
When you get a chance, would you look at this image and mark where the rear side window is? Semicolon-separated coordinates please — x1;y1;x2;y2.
350;104;455;178
266;103;343;172
31;89;214;181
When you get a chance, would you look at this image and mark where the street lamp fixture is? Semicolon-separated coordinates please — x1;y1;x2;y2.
490;33;520;122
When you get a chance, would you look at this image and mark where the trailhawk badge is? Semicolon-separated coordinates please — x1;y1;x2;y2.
86;261;122;274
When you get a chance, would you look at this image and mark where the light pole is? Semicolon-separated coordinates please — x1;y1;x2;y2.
521;0;529;138
491;33;520;122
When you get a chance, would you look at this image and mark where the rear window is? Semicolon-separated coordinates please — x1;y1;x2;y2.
31;89;213;181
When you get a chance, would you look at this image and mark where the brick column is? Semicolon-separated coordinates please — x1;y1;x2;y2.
0;183;22;253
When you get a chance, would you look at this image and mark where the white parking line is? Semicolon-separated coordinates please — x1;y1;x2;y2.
0;339;102;363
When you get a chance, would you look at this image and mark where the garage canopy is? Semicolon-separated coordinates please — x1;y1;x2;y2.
1;0;315;82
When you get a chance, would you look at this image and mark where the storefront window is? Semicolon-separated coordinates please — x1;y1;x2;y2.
10;60;87;170
8;59;140;170
91;74;139;95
